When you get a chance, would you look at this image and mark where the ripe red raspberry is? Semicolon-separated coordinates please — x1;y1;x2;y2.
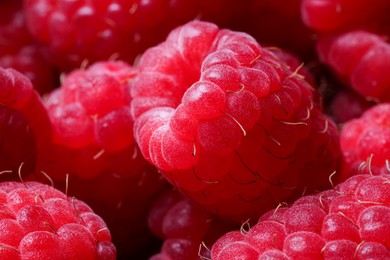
340;103;390;177
38;60;169;258
44;60;136;156
317;31;390;101
23;0;237;70
301;0;390;35
131;21;341;223
0;180;115;259
148;189;235;260
211;173;390;259
0;67;52;181
0;0;57;95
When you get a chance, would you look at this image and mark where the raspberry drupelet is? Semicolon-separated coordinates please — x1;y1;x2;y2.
317;31;390;102
38;60;169;258
23;0;238;71
131;21;341;224
0;67;52;181
0;181;116;259
301;0;390;35
211;173;390;259
340;103;390;177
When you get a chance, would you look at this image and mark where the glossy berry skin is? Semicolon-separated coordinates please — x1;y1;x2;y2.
340;103;390;177
211;173;390;259
131;21;341;223
317;31;390;102
38;60;169;258
0;181;115;259
23;0;231;71
0;67;52;181
301;0;390;35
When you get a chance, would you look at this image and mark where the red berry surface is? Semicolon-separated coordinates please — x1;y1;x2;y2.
2;2;390;259
38;60;168;258
340;103;390;177
0;67;52;181
301;0;390;35
0;180;115;259
211;173;390;259
148;189;235;260
131;20;341;223
317;31;390;101
22;0;242;71
0;0;57;95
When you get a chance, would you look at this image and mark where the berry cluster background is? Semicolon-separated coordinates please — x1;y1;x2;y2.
0;0;389;259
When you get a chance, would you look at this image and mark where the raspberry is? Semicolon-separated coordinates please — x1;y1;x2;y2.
131;20;341;223
301;0;390;35
23;0;237;70
0;180;115;259
0;0;57;95
148;189;235;260
38;60;169;257
0;67;52;181
340;103;390;177
211;173;390;259
317;31;390;101
44;60;136;156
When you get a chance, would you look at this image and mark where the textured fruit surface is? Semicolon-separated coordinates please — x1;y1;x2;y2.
41;60;138;179
23;0;238;70
0;0;57;95
340;103;390;177
131;20;341;223
38;60;168;258
0;180;115;259
211;173;390;259
317;31;390;101
3;2;390;258
0;67;52;181
148;189;235;260
301;0;390;35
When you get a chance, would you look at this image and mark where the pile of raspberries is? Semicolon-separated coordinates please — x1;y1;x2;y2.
1;0;389;259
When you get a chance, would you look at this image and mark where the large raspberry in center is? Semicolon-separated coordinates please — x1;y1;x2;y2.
131;21;341;223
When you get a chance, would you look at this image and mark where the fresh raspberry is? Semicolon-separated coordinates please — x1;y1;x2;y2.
328;88;376;124
211;173;390;259
131;21;341;223
148;189;235;260
340;103;390;177
0;0;57;95
0;67;52;181
38;60;169;258
301;0;390;35
44;60;136;155
23;0;240;71
0;180;115;259
317;31;390;101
